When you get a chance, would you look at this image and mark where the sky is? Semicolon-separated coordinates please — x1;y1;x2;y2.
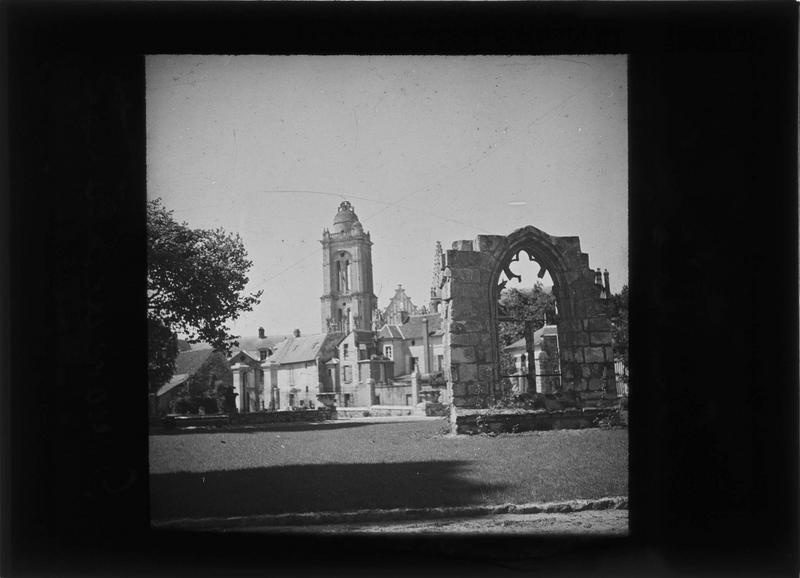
147;55;628;338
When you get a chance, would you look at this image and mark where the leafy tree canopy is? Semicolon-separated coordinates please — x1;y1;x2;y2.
497;282;557;348
608;284;629;367
147;199;262;391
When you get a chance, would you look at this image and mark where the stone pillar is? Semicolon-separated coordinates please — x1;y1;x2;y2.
411;369;420;406
421;317;430;374
262;360;276;410
231;363;247;413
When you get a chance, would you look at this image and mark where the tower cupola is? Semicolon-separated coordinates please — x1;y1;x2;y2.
332;200;360;234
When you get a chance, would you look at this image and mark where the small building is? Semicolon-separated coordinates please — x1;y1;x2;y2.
154;348;232;415
333;329;394;407
377;313;444;377
503;324;561;395
229;329;343;412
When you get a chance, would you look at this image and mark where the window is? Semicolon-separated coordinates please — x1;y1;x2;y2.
343;344;349;360
384;345;393;360
344;366;352;383
410;357;418;372
259;350;267;361
437;355;444;371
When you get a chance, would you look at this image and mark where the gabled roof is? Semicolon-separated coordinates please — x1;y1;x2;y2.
503;324;558;352
271;332;343;365
229;350;261;364
394;314;442;340
377;324;404;340
377;314;442;341
156;373;190;397
232;334;290;352
174;348;215;375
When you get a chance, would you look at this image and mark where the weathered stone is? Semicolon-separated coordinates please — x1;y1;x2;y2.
581;365;592;378
451;240;474;252
603;347;614;361
557;331;575;347
449;322;466;334
463;320;484;333
590;331;612;345
587;317;611;331
451;268;481;283
475;235;504;252
456;363;478;382
584;347;605;363
451;346;477;364
469;383;488;395
562;365;574;380
588;377;603;391
449;333;475;346
575;332;590;346
450;284;485;301
477;364;495;382
452;382;469;397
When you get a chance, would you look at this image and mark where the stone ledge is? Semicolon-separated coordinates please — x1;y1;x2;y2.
453;407;622;434
152;496;628;531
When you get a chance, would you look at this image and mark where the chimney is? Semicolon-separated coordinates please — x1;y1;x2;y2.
603;269;611;294
258;327;265;339
594;268;603;287
422;317;430;375
293;328;301;337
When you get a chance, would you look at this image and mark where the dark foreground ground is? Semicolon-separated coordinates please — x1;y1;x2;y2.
150;418;627;522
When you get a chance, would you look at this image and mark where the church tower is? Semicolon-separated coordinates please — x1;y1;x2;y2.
320;201;377;334
430;241;444;313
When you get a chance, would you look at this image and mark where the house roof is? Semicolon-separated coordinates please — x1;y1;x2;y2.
503;324;558;352
233;334;290;352
173;348;215;376
398;314;442;339
271;332;342;365
156;373;189;397
378;314;442;341
377;324;404;340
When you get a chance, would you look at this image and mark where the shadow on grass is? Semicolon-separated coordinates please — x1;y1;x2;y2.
151;460;507;521
150;420;377;436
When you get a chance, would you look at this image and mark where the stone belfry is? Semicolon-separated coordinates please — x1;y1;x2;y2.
430;241;444;313
320;201;377;334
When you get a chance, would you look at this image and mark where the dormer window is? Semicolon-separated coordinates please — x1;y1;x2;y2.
343;344;349;360
259;350;267;361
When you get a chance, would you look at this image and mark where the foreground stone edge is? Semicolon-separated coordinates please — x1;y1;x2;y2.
152;495;628;531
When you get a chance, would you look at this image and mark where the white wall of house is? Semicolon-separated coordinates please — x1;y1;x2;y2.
275;361;320;408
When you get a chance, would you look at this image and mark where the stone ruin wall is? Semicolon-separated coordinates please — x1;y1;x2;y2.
439;226;616;411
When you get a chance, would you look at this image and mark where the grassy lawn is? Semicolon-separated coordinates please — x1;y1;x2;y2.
150;419;627;521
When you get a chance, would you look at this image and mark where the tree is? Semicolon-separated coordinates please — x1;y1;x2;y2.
497;282;557;347
147;198;262;392
609;284;629;388
496;283;557;379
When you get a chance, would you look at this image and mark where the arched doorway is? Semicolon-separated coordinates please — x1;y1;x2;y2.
440;226;615;410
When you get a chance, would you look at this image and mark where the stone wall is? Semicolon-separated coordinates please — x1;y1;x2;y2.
452;407;621;435
440;226;616;418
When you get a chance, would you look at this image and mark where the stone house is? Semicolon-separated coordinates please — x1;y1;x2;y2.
154;348;232;415
502;324;561;395
377;313;444;377
229;329;343;412
329;329;394;407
